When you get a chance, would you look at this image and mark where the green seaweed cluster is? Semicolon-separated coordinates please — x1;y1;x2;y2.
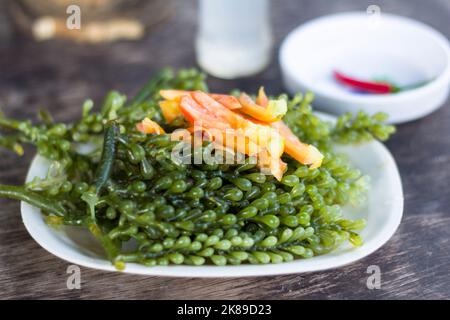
0;68;395;268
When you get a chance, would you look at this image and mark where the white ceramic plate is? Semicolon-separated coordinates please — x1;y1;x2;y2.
21;113;403;277
280;12;450;124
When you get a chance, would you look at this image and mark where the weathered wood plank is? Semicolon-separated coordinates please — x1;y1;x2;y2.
0;0;449;299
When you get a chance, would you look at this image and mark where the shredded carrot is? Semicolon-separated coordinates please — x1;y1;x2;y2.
159;100;182;123
153;88;323;180
271;121;323;168
136;117;165;134
256;86;269;107
238;93;286;123
209;94;242;110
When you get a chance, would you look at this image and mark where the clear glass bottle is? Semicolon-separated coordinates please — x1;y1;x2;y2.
196;0;272;79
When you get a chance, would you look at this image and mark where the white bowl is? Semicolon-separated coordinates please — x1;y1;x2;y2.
20;113;403;277
280;12;450;124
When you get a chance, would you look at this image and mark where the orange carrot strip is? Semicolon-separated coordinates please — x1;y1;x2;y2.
256;86;269;107
159;100;182;123
271;121;323;168
136;117;165;134
159;89;190;101
209;94;242;110
239;93;281;123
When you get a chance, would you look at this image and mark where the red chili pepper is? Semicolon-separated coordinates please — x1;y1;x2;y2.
333;70;393;94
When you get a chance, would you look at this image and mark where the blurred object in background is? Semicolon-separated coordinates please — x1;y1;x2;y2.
196;0;272;79
9;0;174;43
0;2;13;45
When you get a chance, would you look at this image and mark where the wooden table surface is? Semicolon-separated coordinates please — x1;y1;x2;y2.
0;0;449;299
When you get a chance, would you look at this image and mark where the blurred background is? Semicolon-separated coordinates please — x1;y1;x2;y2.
0;0;449;121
